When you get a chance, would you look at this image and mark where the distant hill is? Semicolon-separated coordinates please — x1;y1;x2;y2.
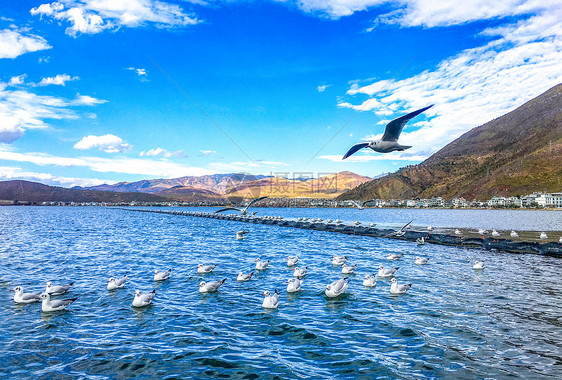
85;172;372;200
84;173;269;194
338;83;562;201
156;186;223;201
225;171;372;198
0;180;170;203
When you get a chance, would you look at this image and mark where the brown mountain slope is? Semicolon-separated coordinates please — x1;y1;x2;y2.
0;180;171;203
226;171;372;198
338;83;562;201
155;186;223;201
84;173;268;194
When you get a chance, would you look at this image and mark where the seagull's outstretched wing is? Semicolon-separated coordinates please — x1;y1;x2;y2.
215;207;241;214
343;142;370;160
382;105;433;142
245;196;269;209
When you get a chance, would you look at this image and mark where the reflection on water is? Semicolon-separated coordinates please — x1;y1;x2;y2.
0;206;561;378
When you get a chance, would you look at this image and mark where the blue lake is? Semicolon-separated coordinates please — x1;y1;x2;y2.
1;207;561;378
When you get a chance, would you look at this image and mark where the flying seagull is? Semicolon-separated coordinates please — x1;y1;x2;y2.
215;196;269;215
350;199;377;209
343;105;433;160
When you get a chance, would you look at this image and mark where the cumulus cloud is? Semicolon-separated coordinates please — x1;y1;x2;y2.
0;148;215;177
8;75;26;86
34;74;79;86
0;166;113;187
317;84;331;92
31;0;200;37
74;134;132;153
282;0;559;27
335;5;562;161
140;147;187;158
0;28;51;59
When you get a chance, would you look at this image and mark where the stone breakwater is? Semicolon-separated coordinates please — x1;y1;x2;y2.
120;208;562;257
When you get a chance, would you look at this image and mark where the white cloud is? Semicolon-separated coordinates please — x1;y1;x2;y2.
283;1;559;27
34;74;79;86
72;95;108;105
317;84;331;92
140;147;187;158
74;134;132;153
0;85;106;143
0;28;51;59
199;150;216;156
31;0;200;37
209;160;289;172
0;166;113;187
0;148;215;177
337;6;562;161
127;67;147;76
318;153;427;162
8;75;26;86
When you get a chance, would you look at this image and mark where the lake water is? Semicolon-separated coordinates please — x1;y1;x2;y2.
1;207;561;378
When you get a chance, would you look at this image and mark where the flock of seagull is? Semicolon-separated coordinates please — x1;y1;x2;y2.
10;228;491;312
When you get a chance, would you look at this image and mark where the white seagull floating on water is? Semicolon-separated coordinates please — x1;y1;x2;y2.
40;293;77;312
255;258;270;270
199;279;226;293
286;256;299;266
415;257;429;265
262;290;279;309
154;269;171;281
363;274;377;287
540;232;548;240
12;286;41;304
132;289;156;307
107;275;127;290
331;255;347;265
473;261;484;270
236;230;248;240
293;266;308;277
341;263;357;274
492;230;501;238
455;229;462;236
197;264;216;274
416;237;425;246
389;278;412;295
378;265;399;278
343;105;433;159
286;278;302;293
478;229;487;236
237;272;253;282
45;281;74;296
325;278;351;298
510;230;519;238
387;253;403;261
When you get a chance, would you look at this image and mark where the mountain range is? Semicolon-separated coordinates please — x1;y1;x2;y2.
0;180;170;204
338;83;562;201
81;171;372;200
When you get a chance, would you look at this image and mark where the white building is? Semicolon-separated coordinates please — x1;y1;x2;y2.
535;192;562;207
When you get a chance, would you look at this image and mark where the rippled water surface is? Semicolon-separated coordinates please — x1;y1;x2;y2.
1;207;561;379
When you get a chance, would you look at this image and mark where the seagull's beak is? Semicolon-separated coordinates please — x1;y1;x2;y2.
9;289;14;292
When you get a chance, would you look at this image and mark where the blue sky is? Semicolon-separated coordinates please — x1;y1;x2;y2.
0;0;561;187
